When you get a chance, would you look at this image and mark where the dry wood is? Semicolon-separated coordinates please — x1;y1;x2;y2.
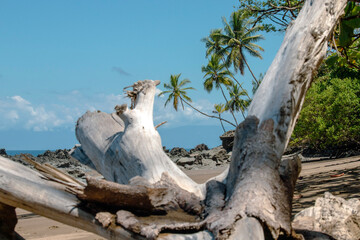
214;1;348;238
0;0;349;239
76;174;203;215
75;80;205;199
0;156;143;239
21;154;85;187
155;121;167;129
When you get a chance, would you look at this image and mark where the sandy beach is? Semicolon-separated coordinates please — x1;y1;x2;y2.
15;155;360;239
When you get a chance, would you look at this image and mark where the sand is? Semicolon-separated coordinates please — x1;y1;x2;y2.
15;155;360;239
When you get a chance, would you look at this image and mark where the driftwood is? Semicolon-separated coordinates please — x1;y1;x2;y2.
0;0;348;239
0;156;140;239
0;202;18;240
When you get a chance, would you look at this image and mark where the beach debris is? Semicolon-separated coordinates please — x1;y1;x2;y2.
155;121;167;129
95;212;114;228
330;173;345;177
293;192;360;240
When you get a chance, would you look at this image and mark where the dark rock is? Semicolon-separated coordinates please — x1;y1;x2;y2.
162;146;169;153
38;149;71;159
220;130;235;152
211;149;229;163
194;154;203;165
176;157;195;166
56;162;70;168
190;144;209;153
0;149;7;156
200;152;211;159
170;147;189;157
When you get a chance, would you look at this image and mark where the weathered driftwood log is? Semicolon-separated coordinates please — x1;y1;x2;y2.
0;156;143;239
216;0;347;238
75;0;346;238
75;174;203;215
76;80;205;199
0;0;348;239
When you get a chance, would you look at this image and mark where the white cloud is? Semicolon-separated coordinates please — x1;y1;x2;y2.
0;92;129;131
5;110;19;121
0;89;238;132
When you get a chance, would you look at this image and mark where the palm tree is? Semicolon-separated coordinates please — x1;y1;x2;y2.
202;54;233;93
213;104;226;133
252;73;264;95
216;10;264;85
202;54;238;125
226;84;250;119
202;29;227;59
158;74;194;111
159;74;236;128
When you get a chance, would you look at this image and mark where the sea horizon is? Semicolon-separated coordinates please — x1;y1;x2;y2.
3;147;195;157
5;150;56;156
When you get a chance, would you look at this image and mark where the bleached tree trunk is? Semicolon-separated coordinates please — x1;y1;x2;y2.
215;1;348;238
75;80;204;199
0;0;348;239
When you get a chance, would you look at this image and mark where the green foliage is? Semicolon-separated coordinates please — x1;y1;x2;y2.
202;9;264;122
217;10;264;75
213;103;227;132
326;2;360;70
158;74;195;111
226;84;250;115
238;0;303;32
291;76;360;150
202;54;233;93
239;1;360;69
338;2;360;47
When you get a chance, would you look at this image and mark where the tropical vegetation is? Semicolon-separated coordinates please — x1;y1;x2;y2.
291;67;360;150
158;74;194;111
158;74;236;128
238;0;360;151
160;1;360;152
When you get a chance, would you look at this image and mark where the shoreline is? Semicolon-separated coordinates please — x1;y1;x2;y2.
1;147;359;239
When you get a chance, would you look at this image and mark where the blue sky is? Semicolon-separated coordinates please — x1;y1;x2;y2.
0;1;284;150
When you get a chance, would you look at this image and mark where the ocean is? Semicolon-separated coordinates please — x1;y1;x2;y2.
5;150;52;157
5;147;192;157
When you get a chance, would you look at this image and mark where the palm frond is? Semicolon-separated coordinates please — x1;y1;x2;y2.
181;94;192;102
178;78;191;87
158;90;172;97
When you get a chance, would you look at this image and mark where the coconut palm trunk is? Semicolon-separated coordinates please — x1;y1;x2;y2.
241;51;259;85
218;113;226;132
219;85;238;125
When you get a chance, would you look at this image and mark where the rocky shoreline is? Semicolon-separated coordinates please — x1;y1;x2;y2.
2;142;359;184
0;144;232;182
2;146;360;240
2;143;360;183
0;148;93;183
